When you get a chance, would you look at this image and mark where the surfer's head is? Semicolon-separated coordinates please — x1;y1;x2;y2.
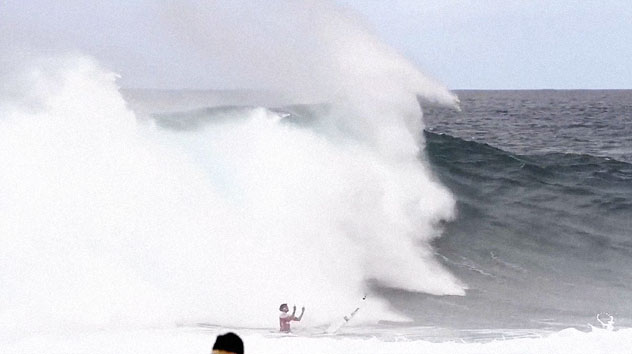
279;303;289;312
212;332;244;354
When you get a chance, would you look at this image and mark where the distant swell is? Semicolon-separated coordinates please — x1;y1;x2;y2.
425;131;632;216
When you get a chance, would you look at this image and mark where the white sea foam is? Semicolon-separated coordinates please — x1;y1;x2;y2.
5;326;632;354
0;55;462;335
1;0;465;342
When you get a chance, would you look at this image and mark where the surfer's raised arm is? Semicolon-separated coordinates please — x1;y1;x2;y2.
291;305;297;319
296;306;305;321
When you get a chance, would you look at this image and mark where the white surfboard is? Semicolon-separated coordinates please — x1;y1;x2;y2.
325;295;366;334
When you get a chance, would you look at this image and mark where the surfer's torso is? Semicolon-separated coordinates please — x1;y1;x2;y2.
279;311;293;332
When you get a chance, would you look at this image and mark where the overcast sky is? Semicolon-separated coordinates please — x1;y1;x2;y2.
2;0;630;89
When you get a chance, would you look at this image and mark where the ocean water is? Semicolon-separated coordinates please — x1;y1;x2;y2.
397;90;632;330
2;38;631;354
1;54;630;352
133;89;632;336
140;89;632;348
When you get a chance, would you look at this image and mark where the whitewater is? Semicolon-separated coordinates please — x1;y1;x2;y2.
2;1;631;354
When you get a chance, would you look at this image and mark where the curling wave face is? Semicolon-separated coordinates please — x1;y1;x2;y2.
375;129;632;329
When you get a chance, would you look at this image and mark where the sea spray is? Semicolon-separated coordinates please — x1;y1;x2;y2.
0;0;464;337
164;0;463;292
0;55;454;335
0;55;238;333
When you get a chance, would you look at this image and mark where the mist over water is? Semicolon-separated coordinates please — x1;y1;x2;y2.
0;1;463;337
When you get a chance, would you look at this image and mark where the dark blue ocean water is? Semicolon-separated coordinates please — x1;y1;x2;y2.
386;90;632;330
425;90;632;163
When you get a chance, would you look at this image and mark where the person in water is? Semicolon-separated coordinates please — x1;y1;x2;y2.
279;303;305;332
